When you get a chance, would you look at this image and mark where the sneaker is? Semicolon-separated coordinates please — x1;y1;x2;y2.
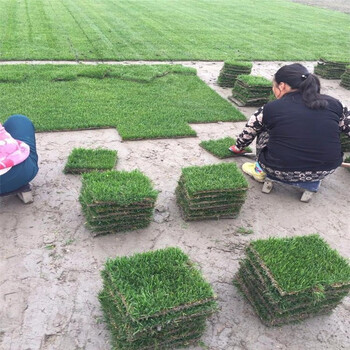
242;162;266;183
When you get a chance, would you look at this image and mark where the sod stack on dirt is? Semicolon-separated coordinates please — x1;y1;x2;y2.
99;247;217;349
200;137;252;159
314;58;348;79
217;61;252;87
230;75;272;106
234;235;350;327
79;170;158;235
176;163;248;221
341;134;350;152
340;66;350;89
64;148;118;174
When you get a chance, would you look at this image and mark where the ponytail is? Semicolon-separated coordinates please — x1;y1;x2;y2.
275;63;328;110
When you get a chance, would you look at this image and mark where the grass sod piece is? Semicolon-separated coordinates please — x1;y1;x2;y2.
341;134;350;152
0;64;246;140
100;283;217;338
340;67;350;89
233;235;350;326
99;247;217;349
230;75;272;107
80;170;158;206
80;170;158;234
64;148;118;174
244;251;350;305
236;267;345;319
234;275;337;327
200;137;252;159
0;0;349;61
238;258;349;313
314;58;349;79
217;61;252;87
179;163;248;197
176;163;248;221
250;235;350;295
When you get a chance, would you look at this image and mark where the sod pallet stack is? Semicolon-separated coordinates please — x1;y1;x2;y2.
341;134;350;152
99;247;217;350
230;75;272;106
176;163;248;221
200;137;252;159
314;58;348;79
340;66;350;89
234;235;350;326
64;148;118;174
79;170;158;235
217;61;252;87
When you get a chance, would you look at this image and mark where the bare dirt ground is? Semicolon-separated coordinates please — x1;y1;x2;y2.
288;0;350;13
1;60;350;350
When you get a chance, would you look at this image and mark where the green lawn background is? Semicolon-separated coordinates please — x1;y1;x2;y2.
0;0;348;61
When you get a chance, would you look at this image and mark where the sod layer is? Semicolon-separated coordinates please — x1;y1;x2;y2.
64;148;118;174
0;65;245;140
99;247;217;349
176;163;248;221
234;235;350;326
314;58;349;79
340;66;350;90
200;137;252;159
217;61;252;88
79;170;158;235
230;75;272;107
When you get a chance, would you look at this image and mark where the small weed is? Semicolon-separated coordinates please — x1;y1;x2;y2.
45;244;56;250
63;239;75;246
237;227;254;235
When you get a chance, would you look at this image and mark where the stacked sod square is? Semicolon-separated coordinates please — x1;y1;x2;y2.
340;66;350;89
64;148;118;174
217;61;252;87
176;163;248;221
234;235;350;326
230;75;272;106
99;247;217;350
79;170;158;235
200;137;252;159
314;58;348;79
341;134;350;152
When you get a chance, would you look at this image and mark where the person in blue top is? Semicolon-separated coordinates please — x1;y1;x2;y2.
229;63;350;183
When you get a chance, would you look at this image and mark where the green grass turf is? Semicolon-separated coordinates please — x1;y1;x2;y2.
251;235;350;294
200;137;252;159
236;75;272;87
0;64;245;139
64;148;117;174
180;163;248;196
79;170;158;206
101;247;216;319
0;0;348;61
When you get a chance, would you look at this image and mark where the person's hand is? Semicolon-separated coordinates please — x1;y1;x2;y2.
228;145;247;154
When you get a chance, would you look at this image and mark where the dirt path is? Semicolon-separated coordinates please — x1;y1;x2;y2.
0;62;349;350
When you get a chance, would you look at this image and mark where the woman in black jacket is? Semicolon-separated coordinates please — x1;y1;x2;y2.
230;63;350;183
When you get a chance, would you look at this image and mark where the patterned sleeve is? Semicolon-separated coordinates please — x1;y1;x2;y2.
339;106;350;137
235;106;266;150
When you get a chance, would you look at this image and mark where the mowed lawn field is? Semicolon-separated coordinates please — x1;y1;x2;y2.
0;0;348;61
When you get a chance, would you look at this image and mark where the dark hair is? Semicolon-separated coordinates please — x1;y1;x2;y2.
274;63;328;109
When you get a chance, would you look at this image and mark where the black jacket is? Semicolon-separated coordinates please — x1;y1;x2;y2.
259;91;343;171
